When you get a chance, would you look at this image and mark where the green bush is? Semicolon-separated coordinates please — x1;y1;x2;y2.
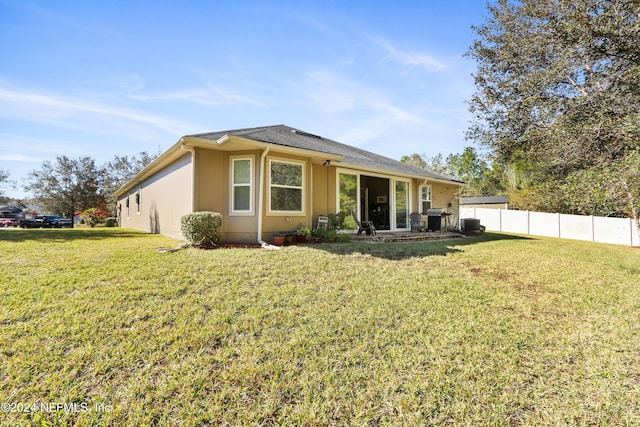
181;212;222;246
104;217;117;227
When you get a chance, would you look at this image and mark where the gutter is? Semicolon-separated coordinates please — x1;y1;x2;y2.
257;146;280;250
331;161;465;186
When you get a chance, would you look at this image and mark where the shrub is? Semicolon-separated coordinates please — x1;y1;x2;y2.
104;217;117;227
78;207;110;227
181;212;222;247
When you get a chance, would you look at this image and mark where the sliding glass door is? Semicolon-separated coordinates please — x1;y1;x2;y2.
337;170;410;231
394;180;409;229
338;172;358;230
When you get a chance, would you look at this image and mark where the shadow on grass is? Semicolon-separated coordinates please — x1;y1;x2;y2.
308;232;534;260
0;227;149;243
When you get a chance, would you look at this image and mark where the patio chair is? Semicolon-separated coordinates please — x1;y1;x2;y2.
317;215;329;230
410;212;424;232
351;210;376;236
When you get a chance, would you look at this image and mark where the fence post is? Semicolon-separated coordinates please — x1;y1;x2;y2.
557;213;561;238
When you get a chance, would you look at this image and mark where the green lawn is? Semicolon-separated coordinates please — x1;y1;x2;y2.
1;228;639;426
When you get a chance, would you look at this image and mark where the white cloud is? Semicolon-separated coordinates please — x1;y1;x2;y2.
129;87;264;108
335;117;393;146
305;71;356;113
85;74;146;92
0;132;81;161
373;38;446;72
305;70;422;122
0;152;43;162
128;90;218;106
0;85;198;138
297;70;434;150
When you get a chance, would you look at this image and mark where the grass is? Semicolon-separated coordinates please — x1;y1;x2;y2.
1;228;639;426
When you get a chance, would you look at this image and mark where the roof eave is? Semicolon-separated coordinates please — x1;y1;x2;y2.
113;135;345;198
333;161;466;186
185;134;343;162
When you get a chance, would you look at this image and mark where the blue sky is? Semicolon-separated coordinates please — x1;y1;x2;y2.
0;0;489;199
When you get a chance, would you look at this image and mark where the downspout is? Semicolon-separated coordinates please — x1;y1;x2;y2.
257;146;280;249
310;163;314;230
180;141;196;212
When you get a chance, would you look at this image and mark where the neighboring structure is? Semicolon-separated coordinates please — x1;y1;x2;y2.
0;205;24;220
114;125;464;242
460;196;509;210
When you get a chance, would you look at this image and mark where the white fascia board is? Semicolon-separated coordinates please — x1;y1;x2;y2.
333;161;465;186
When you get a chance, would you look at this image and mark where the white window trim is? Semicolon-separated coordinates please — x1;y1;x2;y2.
335;167;387;219
392;178;411;230
336;170;360;231
230;155;255;216
126;194;131;219
267;157;305;215
419;184;432;213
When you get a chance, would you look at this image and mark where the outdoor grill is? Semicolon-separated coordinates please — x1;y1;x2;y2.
426;208;442;231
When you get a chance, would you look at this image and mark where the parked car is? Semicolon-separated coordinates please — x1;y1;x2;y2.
48;215;72;228
0;217;19;227
20;215;72;228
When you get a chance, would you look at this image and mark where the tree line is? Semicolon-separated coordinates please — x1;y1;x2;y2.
405;0;640;233
1;152;157;225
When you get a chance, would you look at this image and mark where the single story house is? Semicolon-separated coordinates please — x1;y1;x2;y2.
114;125;465;242
460;196;509;210
0;205;24;219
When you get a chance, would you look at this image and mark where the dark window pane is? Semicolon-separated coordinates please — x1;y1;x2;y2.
339;173;358;230
234;160;251;184
234;186;250;211
271;187;302;211
395;181;408;228
271;162;302;186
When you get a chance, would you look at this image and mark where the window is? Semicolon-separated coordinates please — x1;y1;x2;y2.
395;180;409;229
420;185;432;213
338;172;358;230
269;159;304;213
231;157;253;214
126;195;130;219
135;188;141;215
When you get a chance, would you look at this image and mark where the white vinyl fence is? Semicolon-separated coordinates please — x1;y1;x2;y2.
460;207;640;247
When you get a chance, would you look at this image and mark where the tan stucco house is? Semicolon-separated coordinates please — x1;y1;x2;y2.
114;125;464;242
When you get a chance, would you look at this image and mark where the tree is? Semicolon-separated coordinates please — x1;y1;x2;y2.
446;147;489;186
24;156;105;224
79;207;111;227
467;0;640;230
0;169;11;203
400;153;428;169
468;0;640;171
563;149;640;222
402;147;505;196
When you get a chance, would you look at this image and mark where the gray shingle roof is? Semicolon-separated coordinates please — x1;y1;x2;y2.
189;125;462;184
0;205;23;214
